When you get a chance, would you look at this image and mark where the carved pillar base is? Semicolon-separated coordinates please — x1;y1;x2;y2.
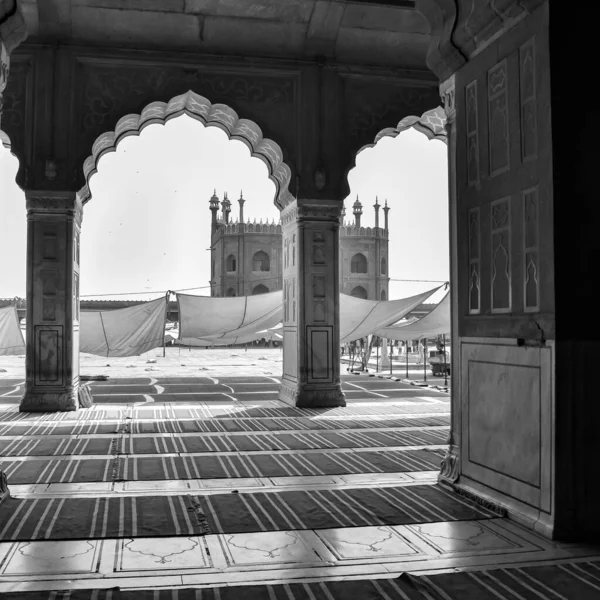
279;379;346;408
0;471;10;504
20;388;78;413
438;444;460;487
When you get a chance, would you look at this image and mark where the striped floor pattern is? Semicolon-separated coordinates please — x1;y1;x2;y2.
0;427;449;456
0;447;445;484
2;561;599;599
0;484;495;541
0;415;450;437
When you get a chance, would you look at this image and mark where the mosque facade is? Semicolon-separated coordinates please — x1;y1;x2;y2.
209;191;390;300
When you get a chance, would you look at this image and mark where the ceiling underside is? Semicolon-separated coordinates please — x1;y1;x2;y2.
19;0;431;69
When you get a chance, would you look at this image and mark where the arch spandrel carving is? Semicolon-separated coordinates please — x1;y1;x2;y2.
79;90;294;210
76;62;297;192
345;105;448;196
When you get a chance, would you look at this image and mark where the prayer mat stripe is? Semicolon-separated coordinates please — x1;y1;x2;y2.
0;449;445;484
0;416;450;437
0;404;449;424
0;484;495;541
416;561;600;599
0;429;449;456
2;563;600;599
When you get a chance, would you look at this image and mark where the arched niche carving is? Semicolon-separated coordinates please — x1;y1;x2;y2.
78;91;295;210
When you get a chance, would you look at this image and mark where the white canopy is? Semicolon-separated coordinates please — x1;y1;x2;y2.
80;297;167;357
0;305;25;356
177;291;283;346
376;290;450;340
340;286;441;343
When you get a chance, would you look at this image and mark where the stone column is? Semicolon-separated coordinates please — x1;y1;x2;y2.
279;199;346;408
20;191;82;412
438;75;460;486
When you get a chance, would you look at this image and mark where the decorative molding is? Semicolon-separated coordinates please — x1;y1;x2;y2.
465;80;480;187
296;204;342;222
440;75;455;122
491;197;512;314
523;186;540;312
0;53;32;163
439;447;460;484
78;90;293;209
452;484;508;517
468;208;481;314
0;469;9;504
281;204;298;226
0;2;28;53
488;59;510;177
27;193;84;226
519;37;538;163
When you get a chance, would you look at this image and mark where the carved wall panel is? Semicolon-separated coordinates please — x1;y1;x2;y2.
34;326;63;386
341;75;439;165
488;59;510;177
491;198;512;313
465;80;480;187
519;37;538;162
41;269;58;322
468;208;481;314
0;53;33;163
307;327;333;383
523;186;540;312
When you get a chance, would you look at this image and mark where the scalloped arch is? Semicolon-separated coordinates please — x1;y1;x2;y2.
348;106;447;184
78;91;294;209
0;129;23;183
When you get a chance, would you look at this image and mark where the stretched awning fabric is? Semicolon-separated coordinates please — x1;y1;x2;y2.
176;286;441;346
340;286;441;343
0;306;25;356
80;297;167;357
177;291;283;346
376;291;450;340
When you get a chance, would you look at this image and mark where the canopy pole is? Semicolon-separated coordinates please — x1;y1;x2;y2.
389;338;392;376
423;338;427;382
376;336;379;373
443;333;448;387
406;340;409;379
163;291;169;359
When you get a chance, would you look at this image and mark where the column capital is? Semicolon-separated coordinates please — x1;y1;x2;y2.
281;198;343;226
25;191;83;227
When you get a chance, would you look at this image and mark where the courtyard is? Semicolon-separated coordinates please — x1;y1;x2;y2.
0;350;598;597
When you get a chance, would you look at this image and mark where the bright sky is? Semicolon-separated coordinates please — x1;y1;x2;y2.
0;116;448;304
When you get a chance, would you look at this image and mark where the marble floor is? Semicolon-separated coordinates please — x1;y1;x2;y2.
0;366;598;596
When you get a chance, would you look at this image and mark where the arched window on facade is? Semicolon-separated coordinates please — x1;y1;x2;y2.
380;289;387;301
226;287;236;297
252;284;269;295
381;257;387;275
351;285;368;300
226;254;236;272
252;250;270;272
350;253;368;274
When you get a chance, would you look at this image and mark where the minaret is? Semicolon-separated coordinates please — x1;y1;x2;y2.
209;189;220;235
341;203;346;225
353;195;363;228
238;190;245;224
222;192;231;224
374;196;380;230
383;199;390;232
